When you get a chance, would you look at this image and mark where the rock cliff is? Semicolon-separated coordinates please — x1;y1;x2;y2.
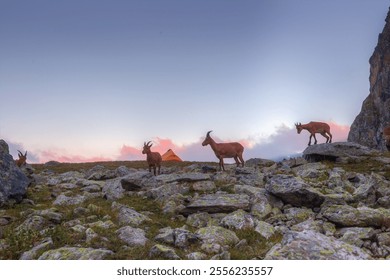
348;8;390;150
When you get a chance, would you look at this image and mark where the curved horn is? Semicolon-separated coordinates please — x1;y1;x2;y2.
17;150;22;156
147;141;152;147
25;151;27;157
206;130;213;137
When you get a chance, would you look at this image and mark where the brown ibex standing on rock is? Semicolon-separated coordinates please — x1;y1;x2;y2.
15;150;27;167
295;122;332;146
202;131;245;171
142;141;162;176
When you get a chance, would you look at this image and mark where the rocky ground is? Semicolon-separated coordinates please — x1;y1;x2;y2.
2;142;390;260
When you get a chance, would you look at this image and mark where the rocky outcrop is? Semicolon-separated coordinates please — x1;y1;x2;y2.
303;142;380;162
0;140;29;206
348;8;390;150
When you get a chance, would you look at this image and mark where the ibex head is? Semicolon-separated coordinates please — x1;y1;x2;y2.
202;130;213;146
142;141;152;154
16;150;27;167
295;123;303;134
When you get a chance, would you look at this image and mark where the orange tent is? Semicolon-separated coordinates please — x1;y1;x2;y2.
161;149;182;162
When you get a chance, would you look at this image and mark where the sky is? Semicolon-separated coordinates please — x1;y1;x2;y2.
0;0;389;163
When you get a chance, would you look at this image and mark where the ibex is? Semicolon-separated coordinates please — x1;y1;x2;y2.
202;130;244;171
15;150;27;167
142;141;162;176
384;126;390;151
295;122;332;146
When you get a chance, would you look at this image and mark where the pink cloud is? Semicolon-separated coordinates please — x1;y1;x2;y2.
38;150;112;163
119;144;143;160
328;122;350;142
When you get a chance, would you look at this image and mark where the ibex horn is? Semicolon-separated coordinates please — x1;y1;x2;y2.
206;130;213;137
147;141;152;147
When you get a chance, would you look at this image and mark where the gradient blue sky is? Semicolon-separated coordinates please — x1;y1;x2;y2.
0;0;389;163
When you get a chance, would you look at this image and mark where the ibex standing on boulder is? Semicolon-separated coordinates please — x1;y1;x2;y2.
15;150;27;167
202;131;245;171
142;141;162;176
295;122;332;146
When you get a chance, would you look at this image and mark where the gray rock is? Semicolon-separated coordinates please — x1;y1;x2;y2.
154;227;175;245
53;194;87;206
255;221;277;240
113;202;152;227
84;165;115;180
20;237;54;260
265;230;372;260
117;226;148;246
115;166;134;177
0;140;29;206
103;171;157;200
16;215;47;232
196;226;239;248
33;209;63;224
85;228;99;244
336;227;376;240
284;207;315;225
303;142;380;162
38;247;114;260
186;212;213;228
322;205;390;227
186;252;207;260
245;158;276;168
376;232;390;247
157;172;211;184
219;209;256;230
173;228;199;248
265;174;325;208
180;194;250;215
149;244;180;260
192;181;216;192
147;183;190;201
291;219;336;236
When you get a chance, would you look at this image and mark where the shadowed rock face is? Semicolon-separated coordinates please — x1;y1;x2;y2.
0;140;29;206
348;8;390;150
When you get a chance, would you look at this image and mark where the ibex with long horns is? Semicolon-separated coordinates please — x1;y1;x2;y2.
15;150;27;167
142;141;162;176
295;121;332;146
202;131;245;171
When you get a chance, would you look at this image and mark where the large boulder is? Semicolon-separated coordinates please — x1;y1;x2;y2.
303;142;379;162
265;230;372;260
321;204;390;227
265;174;325;208
0;140;29;206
